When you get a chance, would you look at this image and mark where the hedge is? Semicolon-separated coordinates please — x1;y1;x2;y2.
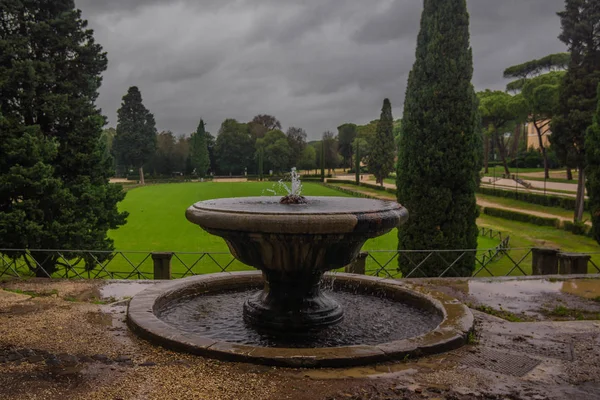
477;186;587;211
326;179;397;195
482;207;560;227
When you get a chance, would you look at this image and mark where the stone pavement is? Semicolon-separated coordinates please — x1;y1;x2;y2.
1;277;600;399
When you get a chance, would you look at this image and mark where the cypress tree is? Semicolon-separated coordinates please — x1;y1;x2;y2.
113;87;157;185
396;0;481;277
0;0;127;276
586;84;600;243
190;119;210;178
369;99;395;185
550;0;600;222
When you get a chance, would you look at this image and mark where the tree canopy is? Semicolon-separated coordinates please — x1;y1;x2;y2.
586;84;600;243
369;99;395;185
214;119;253;175
113;86;157;184
551;0;600;221
0;0;127;275
397;0;481;277
190;119;211;177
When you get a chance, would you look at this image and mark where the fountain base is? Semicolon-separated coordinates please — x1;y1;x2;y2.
243;270;343;332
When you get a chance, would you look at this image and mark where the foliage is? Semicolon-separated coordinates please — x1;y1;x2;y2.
190;119;211;177
337;123;358;168
256;130;292;173
397;0;481;277
113;86;157;183
477;90;527;175
482;207;559;228
322;131;341;171
504;53;570;82
297;146;317;172
248;114;281;140
286;127;307;167
550;0;600;221
369;99;396;185
214;119;253;175
147;131;190;176
0;0;127;275
99;128;116;165
586;84;600;243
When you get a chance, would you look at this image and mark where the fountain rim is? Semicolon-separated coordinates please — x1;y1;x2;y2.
127;272;473;368
188;196;404;215
186;196;409;235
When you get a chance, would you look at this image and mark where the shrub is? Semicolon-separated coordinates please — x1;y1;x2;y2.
483;207;560;227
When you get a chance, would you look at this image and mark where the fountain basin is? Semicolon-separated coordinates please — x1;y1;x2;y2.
127;272;473;368
185;196;409;332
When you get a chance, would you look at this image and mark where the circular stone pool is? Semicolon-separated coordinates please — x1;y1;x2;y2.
128;272;473;368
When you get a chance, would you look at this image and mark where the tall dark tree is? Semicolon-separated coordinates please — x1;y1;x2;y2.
550;0;600;222
586;84;600;243
396;0;481;277
337;123;358;169
214;119;253;175
286;127;307;167
322;131;340;173
0;0;127;276
113;87;157;185
369;99;396;185
190;119;210;178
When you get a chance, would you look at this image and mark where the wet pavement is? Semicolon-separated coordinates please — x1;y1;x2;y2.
1;276;600;399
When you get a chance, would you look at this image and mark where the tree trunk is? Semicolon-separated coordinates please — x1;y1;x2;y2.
574;167;585;222
534;121;550;179
510;123;521;158
139;166;145;185
567;167;573;181
483;135;490;174
493;133;510;176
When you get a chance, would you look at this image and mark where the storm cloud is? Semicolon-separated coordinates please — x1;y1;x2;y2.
75;0;567;139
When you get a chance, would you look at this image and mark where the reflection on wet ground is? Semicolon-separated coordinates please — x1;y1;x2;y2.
465;278;600;319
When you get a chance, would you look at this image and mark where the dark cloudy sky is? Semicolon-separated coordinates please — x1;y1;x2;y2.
75;0;567;140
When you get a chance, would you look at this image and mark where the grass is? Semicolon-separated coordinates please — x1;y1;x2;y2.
103;182;505;277
476;214;600;275
544;305;600;321
473;304;526;322
3;288;58;298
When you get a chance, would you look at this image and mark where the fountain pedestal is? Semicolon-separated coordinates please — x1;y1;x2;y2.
243;269;343;332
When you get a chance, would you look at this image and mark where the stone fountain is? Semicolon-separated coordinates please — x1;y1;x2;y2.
127;171;473;367
185;170;407;332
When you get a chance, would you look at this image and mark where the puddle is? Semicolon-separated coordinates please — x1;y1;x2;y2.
100;282;156;300
561;280;600;299
468;279;600;316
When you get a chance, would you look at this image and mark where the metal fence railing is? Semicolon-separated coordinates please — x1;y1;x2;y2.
2;247;599;280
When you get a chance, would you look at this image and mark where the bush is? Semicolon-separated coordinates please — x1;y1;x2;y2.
483;207;559;227
477;187;587;211
562;221;592;237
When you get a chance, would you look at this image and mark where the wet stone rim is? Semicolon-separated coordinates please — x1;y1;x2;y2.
127;272;474;368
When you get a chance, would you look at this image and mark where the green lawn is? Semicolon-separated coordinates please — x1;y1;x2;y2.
103;182;502;277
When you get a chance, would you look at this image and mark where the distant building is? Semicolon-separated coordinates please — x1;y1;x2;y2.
526;120;552;150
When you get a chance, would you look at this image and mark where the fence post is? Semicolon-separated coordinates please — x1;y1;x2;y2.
531;248;559;275
345;252;367;275
152;252;173;280
558;253;591;275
